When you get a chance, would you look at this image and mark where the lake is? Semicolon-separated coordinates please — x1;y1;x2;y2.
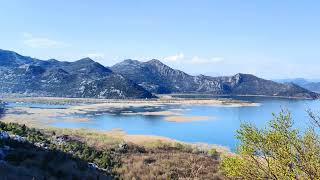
4;97;320;151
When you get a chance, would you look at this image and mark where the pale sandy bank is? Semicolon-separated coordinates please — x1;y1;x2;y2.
165;115;212;122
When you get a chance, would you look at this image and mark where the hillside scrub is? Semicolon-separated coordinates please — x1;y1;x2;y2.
117;148;225;179
0;121;120;179
221;110;320;179
0;121;228;179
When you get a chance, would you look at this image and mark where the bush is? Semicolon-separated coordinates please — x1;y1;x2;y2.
173;142;193;152
207;148;218;158
221;110;320;179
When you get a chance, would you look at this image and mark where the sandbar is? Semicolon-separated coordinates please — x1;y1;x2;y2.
165;115;211;122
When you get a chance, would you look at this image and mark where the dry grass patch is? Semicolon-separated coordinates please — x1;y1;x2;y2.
48;128;122;149
116;148;227;180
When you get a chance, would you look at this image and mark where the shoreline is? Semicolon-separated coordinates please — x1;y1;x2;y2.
1;95;260;106
166;93;318;100
0;116;232;155
3;94;315;155
0;96;237;155
1;92;316;102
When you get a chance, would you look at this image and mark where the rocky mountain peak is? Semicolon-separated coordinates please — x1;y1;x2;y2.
0;49;35;66
47;59;59;63
144;59;175;74
75;57;95;64
231;73;244;84
0;49;16;56
146;59;164;66
124;59;139;63
233;73;253;78
122;59;142;65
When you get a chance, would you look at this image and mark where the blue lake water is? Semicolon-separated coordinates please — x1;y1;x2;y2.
6;97;320;151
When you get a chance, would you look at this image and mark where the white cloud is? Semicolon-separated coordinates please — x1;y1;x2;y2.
87;53;105;60
163;53;223;65
211;57;224;63
22;33;71;48
189;56;224;64
22;32;32;38
164;53;184;62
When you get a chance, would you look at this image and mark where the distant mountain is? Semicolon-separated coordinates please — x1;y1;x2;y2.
215;74;319;98
0;49;153;99
275;78;320;93
302;82;320;93
112;59;319;99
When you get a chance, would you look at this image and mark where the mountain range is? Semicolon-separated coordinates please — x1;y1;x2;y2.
0;49;153;99
111;59;319;99
0;49;319;99
275;78;320;93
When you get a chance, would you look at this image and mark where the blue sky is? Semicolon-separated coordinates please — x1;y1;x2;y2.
1;0;320;79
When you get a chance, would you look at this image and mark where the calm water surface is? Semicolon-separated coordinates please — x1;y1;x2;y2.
6;97;320;151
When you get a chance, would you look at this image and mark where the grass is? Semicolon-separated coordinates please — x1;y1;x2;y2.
47;127;123;149
116;145;226;180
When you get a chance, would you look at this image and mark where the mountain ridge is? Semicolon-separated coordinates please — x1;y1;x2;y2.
0;49;154;99
111;59;319;99
0;49;318;99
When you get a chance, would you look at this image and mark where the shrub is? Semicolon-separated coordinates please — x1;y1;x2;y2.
221;110;320;179
173;142;193;152
207;148;218;158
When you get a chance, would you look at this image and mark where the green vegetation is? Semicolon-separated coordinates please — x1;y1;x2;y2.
0;121;120;179
208;148;219;158
221;110;320;179
0;122;47;143
144;140;194;153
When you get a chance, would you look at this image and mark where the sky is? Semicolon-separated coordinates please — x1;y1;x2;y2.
1;0;320;79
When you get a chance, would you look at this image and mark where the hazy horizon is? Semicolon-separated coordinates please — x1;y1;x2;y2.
1;1;320;79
